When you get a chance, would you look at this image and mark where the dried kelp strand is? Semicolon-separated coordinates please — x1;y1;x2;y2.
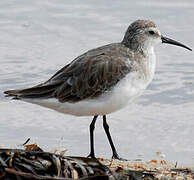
0;156;7;167
74;163;88;177
53;155;61;176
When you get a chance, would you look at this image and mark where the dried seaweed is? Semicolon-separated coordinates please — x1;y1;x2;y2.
0;146;193;180
0;148;113;180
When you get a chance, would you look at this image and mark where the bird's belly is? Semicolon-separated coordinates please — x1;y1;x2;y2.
24;72;150;116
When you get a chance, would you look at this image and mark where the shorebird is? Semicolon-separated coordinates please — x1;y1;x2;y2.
4;20;192;160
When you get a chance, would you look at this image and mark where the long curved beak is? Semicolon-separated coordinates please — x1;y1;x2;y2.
161;36;192;51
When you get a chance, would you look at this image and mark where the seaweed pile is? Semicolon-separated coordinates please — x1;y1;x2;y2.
0;144;193;180
0;148;113;180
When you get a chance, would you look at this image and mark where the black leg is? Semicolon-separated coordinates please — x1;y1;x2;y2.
103;115;125;160
88;115;98;159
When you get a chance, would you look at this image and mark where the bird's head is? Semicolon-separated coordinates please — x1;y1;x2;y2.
122;19;192;52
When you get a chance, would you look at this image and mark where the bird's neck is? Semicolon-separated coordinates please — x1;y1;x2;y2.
142;46;156;82
141;45;154;57
122;40;154;57
133;45;156;82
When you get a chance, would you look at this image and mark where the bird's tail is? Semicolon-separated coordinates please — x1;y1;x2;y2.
4;89;22;99
4;82;60;99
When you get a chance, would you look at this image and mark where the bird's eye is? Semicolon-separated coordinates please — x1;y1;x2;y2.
149;30;155;35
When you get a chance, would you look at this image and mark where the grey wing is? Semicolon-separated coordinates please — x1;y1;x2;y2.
54;53;132;102
4;51;132;102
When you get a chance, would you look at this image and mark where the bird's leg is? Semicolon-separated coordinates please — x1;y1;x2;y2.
87;115;98;159
103;115;126;160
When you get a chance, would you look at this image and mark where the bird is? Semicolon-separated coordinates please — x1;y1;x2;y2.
4;19;192;160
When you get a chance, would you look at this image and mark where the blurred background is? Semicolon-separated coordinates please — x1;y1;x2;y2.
0;0;194;166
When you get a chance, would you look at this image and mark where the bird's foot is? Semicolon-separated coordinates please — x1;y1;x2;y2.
87;153;97;160
112;153;128;161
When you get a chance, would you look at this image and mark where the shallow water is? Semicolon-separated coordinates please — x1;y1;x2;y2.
1;0;194;166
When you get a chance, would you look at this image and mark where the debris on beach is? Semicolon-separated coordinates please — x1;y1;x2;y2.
0;143;193;180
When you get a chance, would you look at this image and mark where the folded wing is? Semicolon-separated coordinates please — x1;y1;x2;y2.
4;44;132;102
